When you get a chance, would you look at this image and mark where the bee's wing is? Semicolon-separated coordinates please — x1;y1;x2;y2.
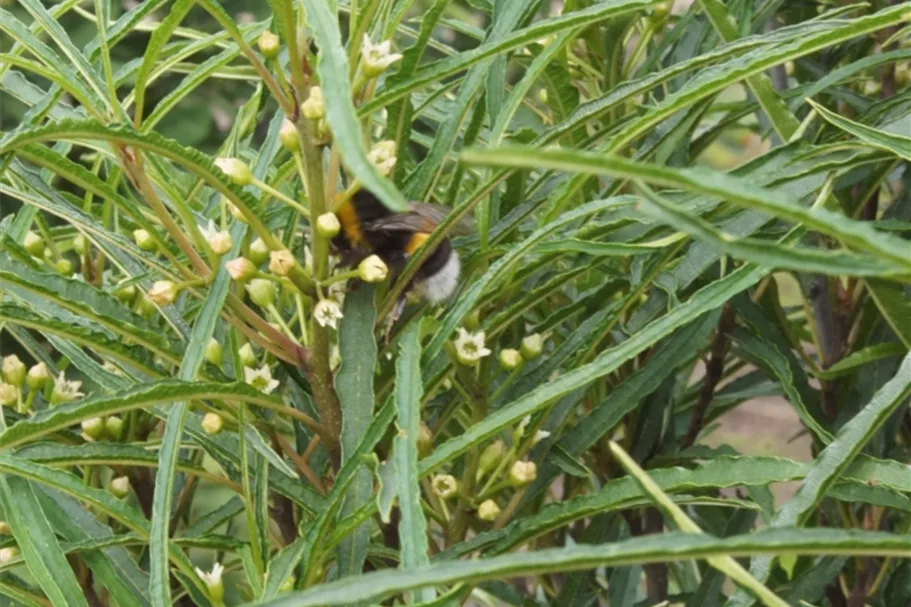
406;202;476;236
364;212;438;233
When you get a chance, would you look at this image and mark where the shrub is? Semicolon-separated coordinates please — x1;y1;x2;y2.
0;1;909;606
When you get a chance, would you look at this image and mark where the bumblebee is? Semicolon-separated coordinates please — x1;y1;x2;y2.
332;189;473;325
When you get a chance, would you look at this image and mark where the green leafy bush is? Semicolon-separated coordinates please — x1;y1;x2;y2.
1;1;910;606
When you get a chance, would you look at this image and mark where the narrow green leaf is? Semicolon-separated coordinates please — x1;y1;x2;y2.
133;0;195;125
36;488;151;607
699;0;799;140
730;351;911;607
811;343;908;380
251;529;910;607
335;285;378;580
461;146;911;270
637;184;908;277
865;278;911;348
362;0;665;116
808;98;911;161
150;220;247;607
609;441;789;607
0;380;295;450
0;476;88;607
394;322;433;602
0;454;149;530
300;0;406;211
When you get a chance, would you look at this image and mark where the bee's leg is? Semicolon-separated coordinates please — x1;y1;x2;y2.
384;295;407;346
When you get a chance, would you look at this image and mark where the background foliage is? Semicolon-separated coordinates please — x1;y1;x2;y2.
0;0;910;606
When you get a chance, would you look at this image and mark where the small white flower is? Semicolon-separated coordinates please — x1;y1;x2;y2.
195;562;225;603
316;212;341;238
51;372;84;405
453;327;491;366
226;257;257;282
362;35;403;77
314;299;344;330
367;140;397;176
244;365;280;395
431;474;458;499
200;220;233;256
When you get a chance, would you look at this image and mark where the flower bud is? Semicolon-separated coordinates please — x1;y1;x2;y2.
73;234;88;255
238;343;257;368
24;231;44;257
2;355;26;388
0;521;10;535
146;280;178;306
214;158;253;186
202;412;224;435
417;422;433;458
358;254;388;283
651;1;671;20
105;416;124;441
509;460;537;486
207;229;233;256
137;296;156;318
248;237;270;266
0;383;17;407
431;474;458;499
205;338;223;366
0;547;19;565
115;284;137;304
109;475;131;498
863;79;881;97
463;309;481;331
269;249;296;277
520;333;544;360
498;348;523;371
226;257;258;282
478;440;507;477
316;212;341;238
227;201;247;223
477;499;501;522
55;258;73;276
278;574;295;593
784;60;795;77
300;86;325;120
537;88;548;104
329;345;341;372
246;278;276;307
133;229;157;252
258;30;280;59
81;417;105;440
50;371;84;405
279;119;299;152
26;363;49;391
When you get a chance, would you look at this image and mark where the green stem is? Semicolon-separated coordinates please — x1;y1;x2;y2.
252;177;310;218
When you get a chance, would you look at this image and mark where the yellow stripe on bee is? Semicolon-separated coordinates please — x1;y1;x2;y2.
406;232;431;254
336;200;365;246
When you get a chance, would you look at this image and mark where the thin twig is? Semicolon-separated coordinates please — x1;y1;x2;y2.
681;303;736;449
